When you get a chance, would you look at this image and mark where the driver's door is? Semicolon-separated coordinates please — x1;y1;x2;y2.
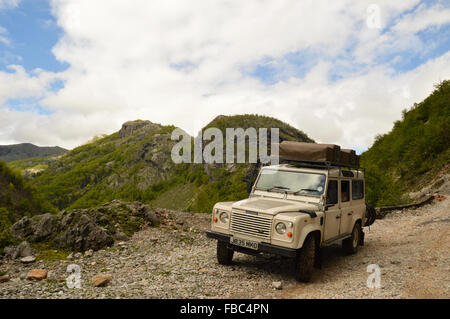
324;179;341;241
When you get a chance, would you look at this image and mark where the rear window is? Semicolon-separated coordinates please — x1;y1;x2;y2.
352;180;364;200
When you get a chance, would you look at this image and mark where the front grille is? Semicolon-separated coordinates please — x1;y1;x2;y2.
230;211;272;240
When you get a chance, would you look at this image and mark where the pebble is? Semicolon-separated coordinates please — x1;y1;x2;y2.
20;256;36;264
272;281;283;290
0;199;448;299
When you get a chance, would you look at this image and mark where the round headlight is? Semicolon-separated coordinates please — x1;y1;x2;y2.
275;222;287;234
219;212;229;223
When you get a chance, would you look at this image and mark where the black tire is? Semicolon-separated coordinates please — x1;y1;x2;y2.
295;235;316;282
342;222;361;254
365;203;376;226
217;241;234;265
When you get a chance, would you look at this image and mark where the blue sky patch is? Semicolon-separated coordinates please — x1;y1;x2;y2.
5;96;54;115
0;0;68;73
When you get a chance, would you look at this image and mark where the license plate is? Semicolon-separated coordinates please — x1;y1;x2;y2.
230;237;259;250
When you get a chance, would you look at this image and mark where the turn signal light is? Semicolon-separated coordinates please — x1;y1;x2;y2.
287;232;292;238
213;217;218;223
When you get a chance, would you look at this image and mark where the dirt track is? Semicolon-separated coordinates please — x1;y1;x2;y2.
0;197;448;299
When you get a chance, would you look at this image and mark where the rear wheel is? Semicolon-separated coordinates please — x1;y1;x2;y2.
217;241;234;265
295;235;316;282
342;222;361;254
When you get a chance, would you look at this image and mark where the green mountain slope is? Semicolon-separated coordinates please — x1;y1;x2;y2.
30;115;313;213
361;80;450;206
0;161;56;250
0;143;67;162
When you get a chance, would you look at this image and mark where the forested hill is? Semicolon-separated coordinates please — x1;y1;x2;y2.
361;80;450;207
0;143;67;163
0;161;56;250
29;115;313;213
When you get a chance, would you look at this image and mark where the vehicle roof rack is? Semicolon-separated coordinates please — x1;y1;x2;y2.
277;158;365;178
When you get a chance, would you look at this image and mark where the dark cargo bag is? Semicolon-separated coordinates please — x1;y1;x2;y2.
340;149;357;166
279;141;341;162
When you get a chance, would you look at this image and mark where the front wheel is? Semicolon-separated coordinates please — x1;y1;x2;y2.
217;241;234;265
342;223;361;254
294;235;316;282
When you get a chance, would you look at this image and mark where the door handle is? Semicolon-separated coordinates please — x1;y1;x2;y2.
336;215;341;219
348;212;353;216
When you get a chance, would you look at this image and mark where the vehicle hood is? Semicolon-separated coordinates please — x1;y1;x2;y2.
231;197;318;215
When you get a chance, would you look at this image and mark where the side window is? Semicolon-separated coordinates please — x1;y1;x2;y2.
352;180;364;200
326;180;338;205
341;180;350;202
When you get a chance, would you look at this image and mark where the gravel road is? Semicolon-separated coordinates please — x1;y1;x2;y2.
0;198;448;299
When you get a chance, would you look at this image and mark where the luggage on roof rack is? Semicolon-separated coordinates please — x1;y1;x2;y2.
278;141;360;168
340;149;359;166
279;141;341;163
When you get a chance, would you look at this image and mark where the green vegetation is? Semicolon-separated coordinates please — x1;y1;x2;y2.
0;160;56;251
26;115;312;214
361;80;450;206
8;156;54;176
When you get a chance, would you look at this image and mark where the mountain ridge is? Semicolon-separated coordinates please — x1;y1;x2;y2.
27;114;313;213
0;143;67;163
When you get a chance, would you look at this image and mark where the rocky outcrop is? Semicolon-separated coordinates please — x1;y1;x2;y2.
9;200;160;253
119;120;152;138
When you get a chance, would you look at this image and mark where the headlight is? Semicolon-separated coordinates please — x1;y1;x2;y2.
275;222;287;234
219;212;229;223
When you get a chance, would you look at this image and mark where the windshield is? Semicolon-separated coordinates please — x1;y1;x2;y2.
255;168;326;195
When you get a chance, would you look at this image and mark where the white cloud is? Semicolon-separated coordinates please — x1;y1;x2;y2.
0;65;58;105
0;0;19;9
0;0;449;151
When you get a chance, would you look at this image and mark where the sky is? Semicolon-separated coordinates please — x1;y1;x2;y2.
0;0;449;153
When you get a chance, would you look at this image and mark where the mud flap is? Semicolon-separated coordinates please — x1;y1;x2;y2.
359;230;365;246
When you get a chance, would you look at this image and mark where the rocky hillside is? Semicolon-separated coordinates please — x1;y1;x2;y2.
361;80;450;207
0;161;56;251
30;115;313;213
0;143;67;163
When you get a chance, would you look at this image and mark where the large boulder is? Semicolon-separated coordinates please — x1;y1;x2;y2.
11;217;34;239
8;200;159;253
31;213;57;242
56;213;114;252
3;241;35;259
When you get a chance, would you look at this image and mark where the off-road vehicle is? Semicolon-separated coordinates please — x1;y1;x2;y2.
206;142;376;282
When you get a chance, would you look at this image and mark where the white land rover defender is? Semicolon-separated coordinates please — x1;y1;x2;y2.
206;142;376;282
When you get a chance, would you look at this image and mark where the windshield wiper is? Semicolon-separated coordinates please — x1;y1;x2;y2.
293;188;319;195
266;185;290;192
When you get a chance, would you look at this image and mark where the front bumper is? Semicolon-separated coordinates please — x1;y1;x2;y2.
205;231;298;258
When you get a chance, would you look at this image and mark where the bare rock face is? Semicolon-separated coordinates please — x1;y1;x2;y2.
9;200;159;253
31;214;57;242
27;269;48;281
55;212;114;252
11;217;34;239
11;214;56;243
118;120;151;138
